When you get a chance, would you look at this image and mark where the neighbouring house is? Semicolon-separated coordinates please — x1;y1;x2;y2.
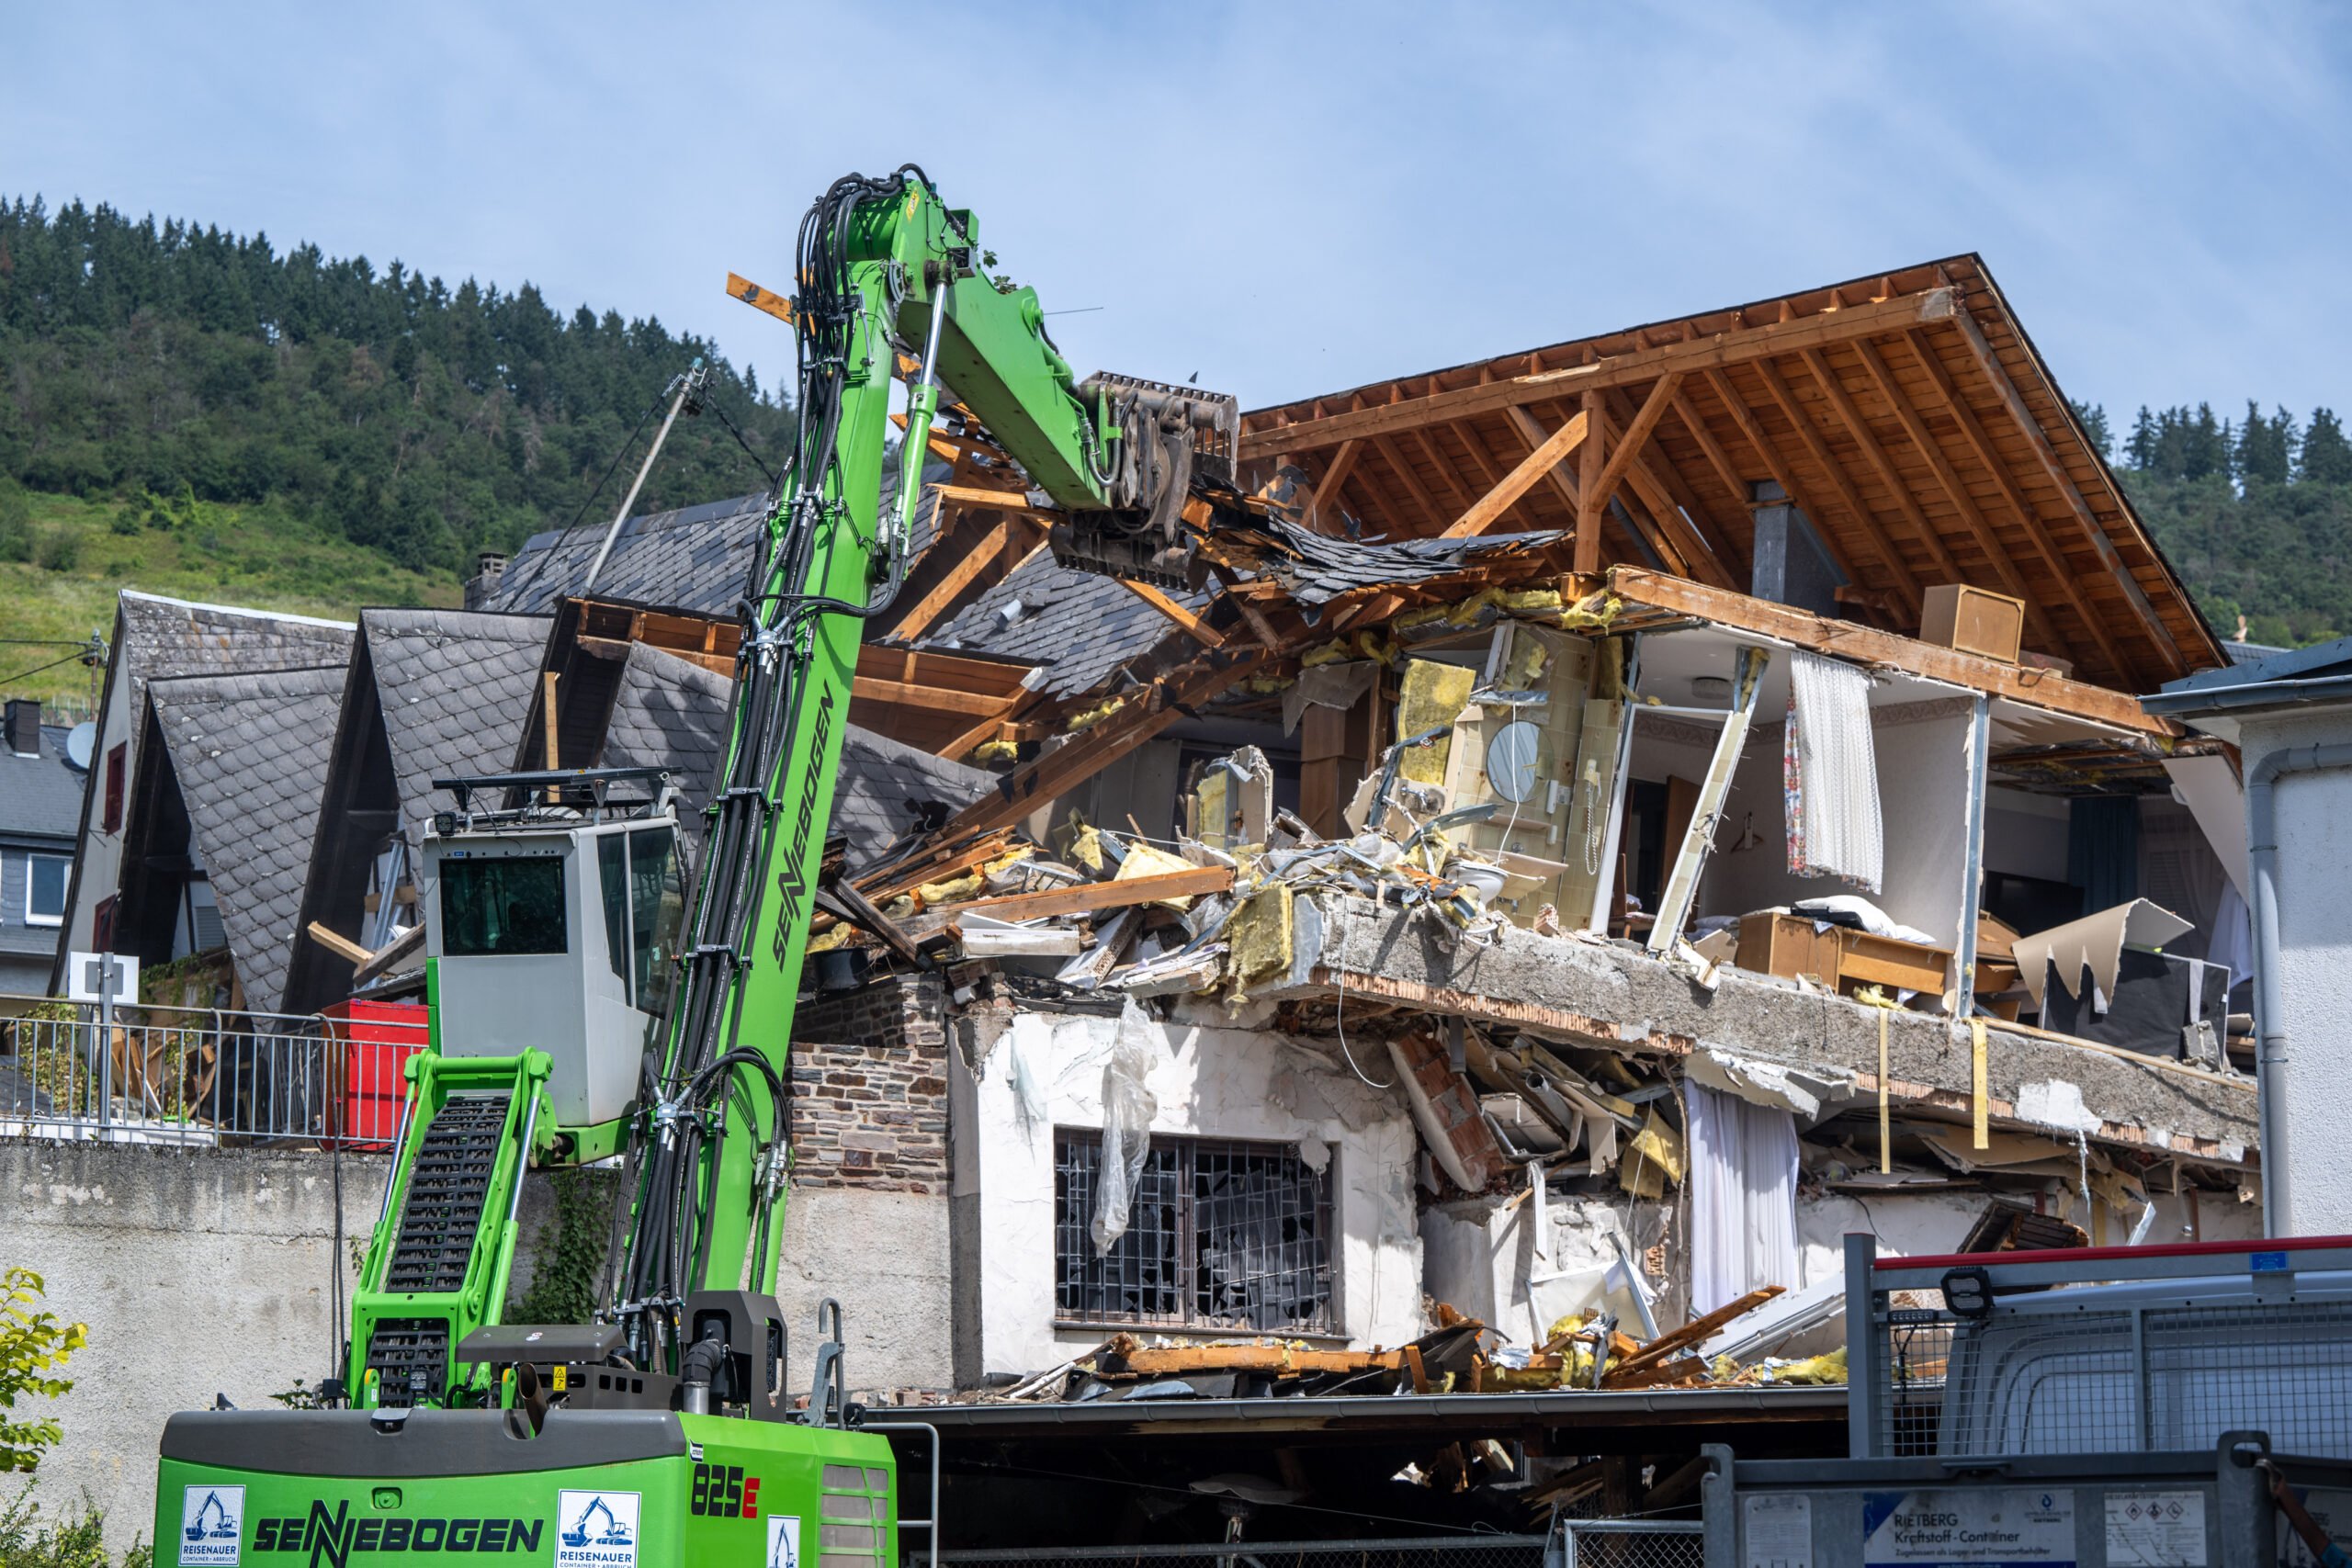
50;592;354;991
0;699;84;1005
2143;633;2352;1235
282;608;551;1016
113;666;350;1015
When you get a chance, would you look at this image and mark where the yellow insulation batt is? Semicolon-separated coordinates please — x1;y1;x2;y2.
1224;882;1295;990
1397;659;1476;784
1113;840;1203;908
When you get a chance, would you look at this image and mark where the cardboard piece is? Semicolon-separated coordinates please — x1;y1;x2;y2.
2012;898;2194;1010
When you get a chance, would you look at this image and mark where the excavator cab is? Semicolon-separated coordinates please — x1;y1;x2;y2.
424;768;685;1129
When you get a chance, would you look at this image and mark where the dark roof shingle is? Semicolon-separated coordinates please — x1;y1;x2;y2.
489;493;771;616
148;666;347;1014
601;642;991;871
361;608;552;850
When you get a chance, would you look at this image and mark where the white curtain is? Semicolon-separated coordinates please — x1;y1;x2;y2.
1785;649;1884;892
1682;1081;1801;1316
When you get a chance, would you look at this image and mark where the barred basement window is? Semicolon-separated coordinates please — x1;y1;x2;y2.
1053;1129;1334;1333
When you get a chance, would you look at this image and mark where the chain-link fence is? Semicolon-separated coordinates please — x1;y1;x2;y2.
0;995;424;1147
1556;1519;1702;1568
936;1536;1551;1567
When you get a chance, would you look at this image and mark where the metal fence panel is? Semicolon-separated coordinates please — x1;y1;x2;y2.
937;1535;1551;1567
0;997;424;1149
1558;1519;1702;1568
1856;1235;2352;1461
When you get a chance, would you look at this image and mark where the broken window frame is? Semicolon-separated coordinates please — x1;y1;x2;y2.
1051;1128;1338;1336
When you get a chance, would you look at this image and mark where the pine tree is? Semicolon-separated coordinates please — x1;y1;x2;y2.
2235;400;2292;488
2072;400;2113;460
2183;403;2227;482
2302;409;2352;486
2126;406;2158;469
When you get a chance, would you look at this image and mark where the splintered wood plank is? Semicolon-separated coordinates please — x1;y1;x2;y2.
937;866;1233;923
726;271;795;326
1114;577;1224;648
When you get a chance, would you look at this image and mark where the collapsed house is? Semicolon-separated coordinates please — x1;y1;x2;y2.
350;254;2249;1542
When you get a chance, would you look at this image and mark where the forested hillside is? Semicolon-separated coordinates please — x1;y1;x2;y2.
0;197;786;578
2092;401;2352;648
4;197;2351;656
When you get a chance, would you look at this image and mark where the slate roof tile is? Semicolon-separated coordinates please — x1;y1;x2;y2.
600;643;992;872
147;666;347;1015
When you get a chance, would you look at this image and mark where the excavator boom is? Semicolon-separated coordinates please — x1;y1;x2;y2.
155;165;1238;1568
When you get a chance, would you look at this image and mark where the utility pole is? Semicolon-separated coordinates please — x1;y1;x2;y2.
582;359;709;595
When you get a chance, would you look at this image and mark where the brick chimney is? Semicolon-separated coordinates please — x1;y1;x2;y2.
6;697;40;758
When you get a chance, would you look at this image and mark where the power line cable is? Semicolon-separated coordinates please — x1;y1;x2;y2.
494;381;673;610
703;393;779;489
0;651;90;687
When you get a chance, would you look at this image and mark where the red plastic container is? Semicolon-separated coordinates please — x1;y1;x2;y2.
322;998;427;1149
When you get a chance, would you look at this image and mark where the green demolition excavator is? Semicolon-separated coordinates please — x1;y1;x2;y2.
154;166;1239;1568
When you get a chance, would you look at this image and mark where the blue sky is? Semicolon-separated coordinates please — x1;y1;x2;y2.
11;2;2352;431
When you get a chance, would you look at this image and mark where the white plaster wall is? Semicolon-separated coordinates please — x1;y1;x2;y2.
962;1010;1422;1378
2235;710;2352;1235
1983;787;2069;879
55;652;135;985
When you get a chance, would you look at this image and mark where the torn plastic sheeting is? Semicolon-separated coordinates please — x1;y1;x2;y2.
1681;1046;1856;1122
2011;897;2195;1010
1091;998;1165;1256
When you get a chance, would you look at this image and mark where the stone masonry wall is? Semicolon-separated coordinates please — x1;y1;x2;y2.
790;971;948;1190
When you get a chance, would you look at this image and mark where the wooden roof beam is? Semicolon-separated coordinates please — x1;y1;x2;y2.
1595;568;2178;739
888;516;1046;642
1896;333;2141;684
1444;409;1589;538
1668;386;1754;516
1114;577;1224;649
929;653;1270;841
1792;344;2070;650
1503;405;1648;561
1747;357;1925;619
1238;287;1958;460
1365;435;1450;532
1849;336;2115;681
1938;308;2187;678
1306;439;1361;534
1600;385;1741;586
1696;368;1884;615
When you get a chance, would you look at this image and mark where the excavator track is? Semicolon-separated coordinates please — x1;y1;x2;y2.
363;1090;513;1401
386;1090;513;1292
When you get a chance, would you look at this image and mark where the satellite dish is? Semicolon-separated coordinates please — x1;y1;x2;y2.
1486;721;1542;804
65;722;96;771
